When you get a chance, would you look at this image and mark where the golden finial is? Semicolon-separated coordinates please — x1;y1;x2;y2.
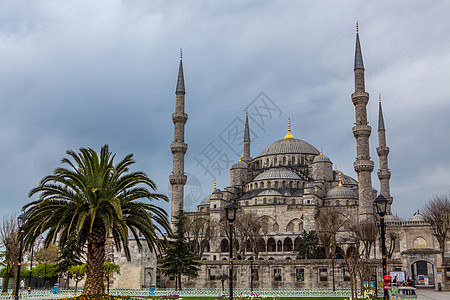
213;179;216;190
284;118;294;139
338;171;342;187
379;93;381;103
180;48;183;60
356;21;359;34
335;164;338;171
320;148;323;155
246;107;248;116
238;155;241;162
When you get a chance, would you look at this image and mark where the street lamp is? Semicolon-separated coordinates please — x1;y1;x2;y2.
15;211;29;300
249;256;254;293
225;202;237;300
330;253;336;293
374;194;388;300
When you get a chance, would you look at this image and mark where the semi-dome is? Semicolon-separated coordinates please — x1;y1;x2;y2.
258;138;319;157
231;160;248;169
254;168;301;181
258;189;282;196
326;186;357;199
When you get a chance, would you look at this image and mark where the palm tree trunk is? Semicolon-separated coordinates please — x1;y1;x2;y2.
83;224;106;295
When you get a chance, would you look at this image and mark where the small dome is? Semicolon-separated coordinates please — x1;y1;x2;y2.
254;168;301;181
199;195;212;205
258;139;319;157
258;189;282;196
333;170;358;185
326;186;357;199
212;188;221;194
313;154;331;163
231;161;248;169
385;214;405;223
408;212;425;222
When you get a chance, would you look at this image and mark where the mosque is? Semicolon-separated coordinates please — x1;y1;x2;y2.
112;27;450;291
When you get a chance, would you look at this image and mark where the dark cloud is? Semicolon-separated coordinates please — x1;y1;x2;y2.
0;1;449;221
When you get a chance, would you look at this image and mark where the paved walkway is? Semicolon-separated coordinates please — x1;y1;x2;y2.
415;289;450;300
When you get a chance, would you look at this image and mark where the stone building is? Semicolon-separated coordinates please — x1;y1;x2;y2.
113;27;450;290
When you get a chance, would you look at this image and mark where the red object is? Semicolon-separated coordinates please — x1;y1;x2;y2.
383;275;392;290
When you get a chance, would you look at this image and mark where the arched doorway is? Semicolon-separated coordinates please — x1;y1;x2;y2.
411;260;435;287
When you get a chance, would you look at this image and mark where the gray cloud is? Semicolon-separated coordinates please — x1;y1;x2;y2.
0;1;449;221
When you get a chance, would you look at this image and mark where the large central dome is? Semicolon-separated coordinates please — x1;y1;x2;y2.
258;138;320;157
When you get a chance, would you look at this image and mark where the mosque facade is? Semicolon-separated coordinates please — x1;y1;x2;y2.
112;28;450;291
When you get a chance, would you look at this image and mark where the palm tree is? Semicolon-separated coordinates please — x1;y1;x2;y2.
24;145;171;295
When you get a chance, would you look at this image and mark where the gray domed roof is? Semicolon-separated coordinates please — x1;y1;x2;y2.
408;212;425;222
199;195;212;205
326;186;357;199
333;170;358;185
258;189;282;196
385;214;405;223
254;168;301;181
258;138;319;157
231;160;248;169
313;154;331;163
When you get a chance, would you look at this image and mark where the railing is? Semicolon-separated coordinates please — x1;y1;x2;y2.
1;287;359;299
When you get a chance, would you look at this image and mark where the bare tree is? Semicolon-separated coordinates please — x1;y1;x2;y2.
422;195;450;256
350;220;378;259
317;211;348;258
234;212;261;258
385;227;400;259
0;215;19;293
187;216;215;257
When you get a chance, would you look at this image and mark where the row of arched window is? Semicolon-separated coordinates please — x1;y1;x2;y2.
254;155;310;169
247;180;305;191
220;237;297;253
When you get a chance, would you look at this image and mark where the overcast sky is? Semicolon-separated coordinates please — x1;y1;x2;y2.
0;0;449;222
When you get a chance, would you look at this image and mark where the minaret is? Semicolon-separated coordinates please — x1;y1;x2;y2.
351;23;374;222
242;108;252;164
169;50;188;228
376;94;392;214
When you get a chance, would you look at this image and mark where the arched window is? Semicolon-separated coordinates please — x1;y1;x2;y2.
274;157;277;165
274;198;277;204
274;181;278;188
221;239;229;252
256;238;266;252
267;181;271;188
294;237;301;250
263;198;267;205
255;183;258;189
413;237;427;249
297;182;300;188
277;240;282;252
291;156;295;165
346;200;349;206
261;182;264;188
336;200;340;206
245;201;249;206
284;238;293;251
282;181;286;187
268;238;276;252
201;240;210;252
283;157;286;165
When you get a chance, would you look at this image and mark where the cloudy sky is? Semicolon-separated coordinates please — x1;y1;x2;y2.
0;0;449;222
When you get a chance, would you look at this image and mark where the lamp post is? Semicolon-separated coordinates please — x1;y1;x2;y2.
225;202;237;300
374;194;388;300
330;253;336;293
249;256;254;293
15;211;29;300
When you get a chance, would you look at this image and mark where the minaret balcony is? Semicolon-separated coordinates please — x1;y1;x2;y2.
169;174;187;185
351;91;369;106
352;125;371;138
377;170;391;180
172;113;188;124
353;160;374;172
171;142;188;154
376;146;390;156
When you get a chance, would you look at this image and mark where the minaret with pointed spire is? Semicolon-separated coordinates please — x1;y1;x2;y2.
169;50;188;228
377;94;392;214
351;23;375;222
242;108;252;163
